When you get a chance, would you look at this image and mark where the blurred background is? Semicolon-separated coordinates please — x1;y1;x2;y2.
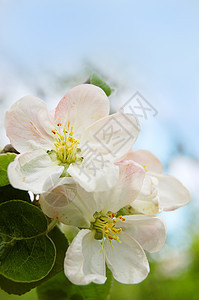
0;0;199;299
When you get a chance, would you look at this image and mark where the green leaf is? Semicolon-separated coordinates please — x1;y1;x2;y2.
0;184;30;204
46;226;69;276
90;73;112;96
37;272;69;300
0;225;68;295
0;153;16;187
0;200;55;283
76;268;113;300
37;268;113;300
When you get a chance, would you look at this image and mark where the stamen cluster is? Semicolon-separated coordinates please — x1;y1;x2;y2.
51;123;81;164
92;212;126;250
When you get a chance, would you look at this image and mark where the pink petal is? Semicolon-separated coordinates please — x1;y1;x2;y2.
5;96;54;153
125;150;163;174
120;215;166;253
55;84;110;138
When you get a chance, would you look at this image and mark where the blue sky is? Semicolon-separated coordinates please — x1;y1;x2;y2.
0;0;198;247
0;0;198;160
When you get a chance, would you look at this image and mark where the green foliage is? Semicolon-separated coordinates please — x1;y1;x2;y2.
0;153;16;187
0;152;30;205
0;200;55;283
0;184;30;204
37;268;113;300
110;236;199;300
0;225;68;295
37;272;69;300
77;268;113;300
90;73;112;96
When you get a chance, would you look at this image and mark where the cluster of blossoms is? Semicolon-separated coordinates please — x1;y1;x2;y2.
5;84;190;285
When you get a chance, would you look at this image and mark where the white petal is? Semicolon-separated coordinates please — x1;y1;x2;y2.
131;174;159;215
94;160;145;214
125;150;163;174
105;231;149;284
64;230;106;285
120;215;166;253
55;84;110;138
42;175;75;192
40;184;96;227
67;159;119;192
130;199;159;215
7;149;64;194
81;112;140;162
5;96;54;153
155;174;191;211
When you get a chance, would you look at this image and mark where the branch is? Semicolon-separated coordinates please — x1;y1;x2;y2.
0;144;19;154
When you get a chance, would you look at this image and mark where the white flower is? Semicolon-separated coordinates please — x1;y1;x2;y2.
124;150;191;215
40;160;166;285
5;84;139;194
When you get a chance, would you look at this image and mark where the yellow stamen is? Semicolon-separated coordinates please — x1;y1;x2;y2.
143;164;148;172
92;212;125;251
54;142;60;148
50;123;82;164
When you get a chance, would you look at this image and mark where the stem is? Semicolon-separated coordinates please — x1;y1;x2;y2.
47;219;58;232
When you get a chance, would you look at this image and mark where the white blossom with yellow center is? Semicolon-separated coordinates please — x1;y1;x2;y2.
5;84;140;194
40;160;167;285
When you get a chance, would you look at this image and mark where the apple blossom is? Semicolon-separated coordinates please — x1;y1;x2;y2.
124;150;191;215
40;160;166;285
5;84;140;194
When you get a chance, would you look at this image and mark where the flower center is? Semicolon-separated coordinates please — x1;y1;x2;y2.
91;212;126;250
51;123;82;164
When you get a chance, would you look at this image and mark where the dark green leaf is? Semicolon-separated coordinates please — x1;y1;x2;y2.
0;200;47;238
46;226;69;276
37;272;69;300
0;226;68;295
37;267;113;300
0;184;30;204
0;236;55;282
0;200;55;283
90;73;112;96
0;153;16;187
